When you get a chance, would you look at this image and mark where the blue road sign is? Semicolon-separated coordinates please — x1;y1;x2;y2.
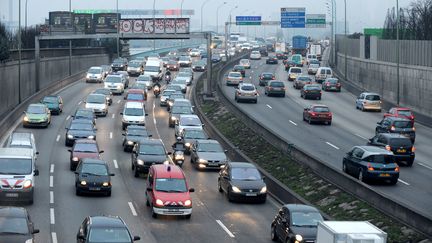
236;16;261;22
280;7;305;28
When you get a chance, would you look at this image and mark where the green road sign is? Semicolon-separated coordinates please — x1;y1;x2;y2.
236;22;261;26
306;14;326;28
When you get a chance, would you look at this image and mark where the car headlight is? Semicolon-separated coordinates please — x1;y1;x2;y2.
175;154;184;160
127;141;134;145
117;85;122;88
260;186;267;193
72;157;79;162
23;180;32;189
122;118;128;123
231;186;242;193
171;117;177;121
67;134;74;139
198;158;207;163
88;135;95;139
23;116;29;122
102;182;110;187
185;142;191;148
25;239;33;243
137;159;144;165
184;199;192;207
80;180;87;186
156;199;164;206
295;235;303;242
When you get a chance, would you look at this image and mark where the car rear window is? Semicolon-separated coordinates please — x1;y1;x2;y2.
305;85;320;90
393;121;413;128
327;79;338;84
241;85;255;91
398;110;413;117
364;155;394;164
365;95;380;101
389;138;412;147
270;82;285;87
298;77;312;82
263;73;273;78
229;73;242;78
313;106;330;112
291;68;302;73
326;70;332;74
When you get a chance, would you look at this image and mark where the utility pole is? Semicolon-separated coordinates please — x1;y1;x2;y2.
344;0;347;79
116;0;120;57
18;0;22;103
69;0;72;76
396;0;400;105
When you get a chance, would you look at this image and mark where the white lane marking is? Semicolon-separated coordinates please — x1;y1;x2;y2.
49;176;54;188
266;104;272;109
354;134;368;140
113;159;119;169
216;220;235;238
152;102;161;139
117;100;121;104
419;162;432;170
112;114;115;119
56;135;60;142
398;179;410;186
50;164;55;174
50;208;55;224
78;101;82;105
66;115;71;120
326;142;340;150
110;132;113;139
289;120;297;126
128;202;138;216
51;232;58;243
50;191;54;204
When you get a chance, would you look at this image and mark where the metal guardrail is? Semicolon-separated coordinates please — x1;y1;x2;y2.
193;52;432;239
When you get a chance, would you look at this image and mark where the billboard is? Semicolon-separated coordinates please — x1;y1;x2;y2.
93;13;119;33
49;11;73;32
119;18;189;34
73;13;93;33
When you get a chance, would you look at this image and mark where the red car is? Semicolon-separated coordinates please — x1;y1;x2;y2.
145;164;194;219
303;104;332;125
68;139;104;171
166;60;179;71
384;107;415;122
125;89;146;102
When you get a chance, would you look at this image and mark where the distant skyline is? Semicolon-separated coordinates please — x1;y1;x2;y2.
0;0;415;33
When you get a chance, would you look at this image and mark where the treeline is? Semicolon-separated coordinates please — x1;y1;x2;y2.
383;0;432;40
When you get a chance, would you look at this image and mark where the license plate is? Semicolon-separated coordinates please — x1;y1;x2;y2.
380;173;390;177
397;149;406;153
168;209;180;212
246;193;257;196
330;87;337;90
89;187;101;191
5;193;18;198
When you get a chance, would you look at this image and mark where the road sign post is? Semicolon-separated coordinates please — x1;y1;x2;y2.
280;7;305;28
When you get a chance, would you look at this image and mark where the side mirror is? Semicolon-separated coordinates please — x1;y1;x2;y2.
189;188;195;192
148;135;153;137
123;96;126;100
133;236;141;241
146;187;153;192
145;114;149;116
68;149;72;153
224;150;228;153
33;169;39;176
36;151;39;155
32;229;40;234
122;133;126;136
167;152;172;155
120;112;123;115
78;234;85;240
281;218;287;224
110;173;115;176
99;150;105;154
74;171;79;175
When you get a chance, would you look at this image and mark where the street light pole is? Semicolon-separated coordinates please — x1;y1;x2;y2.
69;0;72;75
180;0;185;48
396;0;400;105
200;0;211;32
25;0;28;28
216;2;227;34
153;0;156;52
344;0;347;79
116;0;120;57
18;0;22;103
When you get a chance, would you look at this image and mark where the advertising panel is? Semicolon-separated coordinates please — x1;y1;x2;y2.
119;18;189;34
93;13;119;33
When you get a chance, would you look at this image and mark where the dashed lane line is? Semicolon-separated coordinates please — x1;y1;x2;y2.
50;191;54;204
51;232;58;243
112;114;115;119
128;202;138;216
56;135;60;142
49;176;54;188
50;164;55;174
50;208;55;224
398;179;410;186
113;159;119;169
354;133;368;140
289;120;297;126
216;220;235;238
325;142;340;150
110;132;113;139
419;162;432;170
266;104;272;109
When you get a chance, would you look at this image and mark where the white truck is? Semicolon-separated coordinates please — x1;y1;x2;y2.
316;221;387;243
309;44;323;61
275;42;286;53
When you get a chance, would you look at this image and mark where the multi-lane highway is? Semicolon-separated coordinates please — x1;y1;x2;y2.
219;47;432;219
2;60;282;242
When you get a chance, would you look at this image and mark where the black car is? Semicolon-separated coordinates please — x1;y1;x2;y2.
259;47;268;56
266;56;278;64
180;128;208;154
111;57;128;71
301;84;322;100
0;207;39;242
92;88;113;106
75;158;114;196
232;65;246;77
342;146;399;184
259;72;275;86
271;204;323;243
77;216;140;243
368;133;415;166
275;51;287;60
122;125;152;152
131;139;170;177
218;162;267;203
284;60;296;71
65;119;97;146
72;108;96;126
375;117;416;143
41;95;63;115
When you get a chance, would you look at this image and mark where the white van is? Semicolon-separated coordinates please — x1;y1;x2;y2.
0;148;39;204
144;60;164;81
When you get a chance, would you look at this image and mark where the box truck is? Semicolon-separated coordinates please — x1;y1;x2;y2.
316;221;387;243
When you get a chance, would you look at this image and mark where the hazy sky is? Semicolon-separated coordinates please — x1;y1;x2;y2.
0;0;415;33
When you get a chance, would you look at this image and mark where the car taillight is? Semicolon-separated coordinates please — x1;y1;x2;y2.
363;101;367;105
269;87;273;90
282;87;286;91
410;116;415;120
326;83;330;86
272;77;275;79
385;145;391;151
336;83;341;87
395;166;400;172
311;112;316;116
390;126;396;131
412;127;416;131
412;146;416;152
237;91;241;96
367;163;374;171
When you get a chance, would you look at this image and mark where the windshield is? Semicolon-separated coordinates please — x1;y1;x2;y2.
0;158;32;174
70;123;93;131
81;163;108;176
128;129;148;137
126;93;144;101
144;66;160;72
270;82;284;87
105;76;122;83
88;228;131;242
42;96;58;104
139;144;165;155
74;143;98;153
365;95;380;101
291;55;301;62
124;108;144;116
88;68;102;74
168;61;177;65
155;178;187;192
177;72;189;77
327;79;338;84
290;68;302;73
394;120;413;128
389;138;412;147
172;106;192;114
162;90;176;97
291;212;323;227
184;130;206;139
312;106;330;112
180;117;201;126
179;57;190;61
75;110;93;118
234;66;244;70
27;105;45;114
231;167;261;180
198;142;223;152
229;73;241;78
0;217;29;234
305;85;320;90
262;73;273;79
87;95;105;104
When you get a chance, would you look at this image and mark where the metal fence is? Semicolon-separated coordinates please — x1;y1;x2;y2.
377;39;432;67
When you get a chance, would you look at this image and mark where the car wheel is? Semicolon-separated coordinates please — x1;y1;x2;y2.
407;160;414;167
131;161;135;170
146;197;150;206
271;225;278;241
308;118;312;124
134;168;139;178
227;190;234;202
75;188;81;196
106;190;112;197
218;179;223;193
328;121;332;125
123;146;128;152
361;105;365;112
342;162;348;173
152;208;158;218
70;164;75;171
358;169;366;182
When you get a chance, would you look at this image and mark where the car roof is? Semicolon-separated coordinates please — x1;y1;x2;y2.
196;139;220;145
355;146;393;156
10;132;33;146
88;93;105;98
127;89;144;94
179;114;199;119
0;207;28;218
269;81;284;84
0;148;34;158
29;103;46;108
127;125;147;130
361;92;380;96
152;164;185;179
81;158;107;165
89;216;126;228
392;107;411;111
229;71;242;75
261;72;273;75
384;116;411;122
284;204;320;213
228;162;256;168
137;138;164;146
240;83;255;87
311;104;329;108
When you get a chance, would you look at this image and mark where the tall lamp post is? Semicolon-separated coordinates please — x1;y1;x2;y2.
18;0;22;103
228;5;238;35
344;0;347;79
200;0;211;32
69;0;72;75
216;2;227;34
396;0;400;105
116;0;120;57
25;0;28;28
326;0;336;66
153;0;156;51
180;0;185;48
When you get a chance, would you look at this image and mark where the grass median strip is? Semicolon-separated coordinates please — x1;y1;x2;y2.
199;99;428;243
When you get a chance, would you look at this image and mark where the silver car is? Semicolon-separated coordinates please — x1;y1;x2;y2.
176;72;193;86
136;75;153;90
235;83;258;103
190;139;228;170
226;72;243;86
175;114;203;137
86;67;104;83
160;89;176;106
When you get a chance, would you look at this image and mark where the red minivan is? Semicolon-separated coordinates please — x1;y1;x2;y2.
145;164;194;219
